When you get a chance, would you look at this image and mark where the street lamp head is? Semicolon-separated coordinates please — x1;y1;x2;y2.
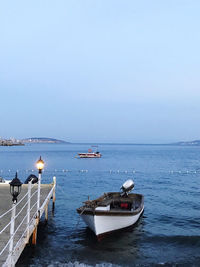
36;156;44;173
9;172;22;203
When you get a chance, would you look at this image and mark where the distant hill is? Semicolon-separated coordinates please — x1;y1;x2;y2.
172;140;200;146
21;137;69;144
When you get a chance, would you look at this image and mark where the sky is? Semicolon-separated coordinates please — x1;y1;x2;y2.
0;0;200;143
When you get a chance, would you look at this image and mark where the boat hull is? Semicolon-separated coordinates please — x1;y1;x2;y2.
78;153;101;158
80;207;144;239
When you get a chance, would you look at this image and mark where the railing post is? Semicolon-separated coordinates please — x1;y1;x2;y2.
45;204;48;222
26;180;32;243
8;203;16;267
52;176;56;211
37;172;41;218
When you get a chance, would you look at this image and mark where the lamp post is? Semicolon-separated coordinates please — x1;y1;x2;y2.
9;172;22;203
36;156;44;216
9;172;22;266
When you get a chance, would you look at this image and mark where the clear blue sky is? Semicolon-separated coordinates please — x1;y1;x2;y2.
1;0;200;143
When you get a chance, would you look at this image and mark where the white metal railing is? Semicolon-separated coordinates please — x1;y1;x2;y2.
0;177;56;266
0;182;37;260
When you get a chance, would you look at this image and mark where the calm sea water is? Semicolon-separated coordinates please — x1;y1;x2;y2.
1;143;200;266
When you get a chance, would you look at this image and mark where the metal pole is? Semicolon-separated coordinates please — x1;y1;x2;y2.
37;172;41;217
26;180;31;243
9;203;16;267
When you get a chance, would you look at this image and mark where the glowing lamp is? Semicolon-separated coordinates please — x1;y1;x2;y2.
36;156;44;173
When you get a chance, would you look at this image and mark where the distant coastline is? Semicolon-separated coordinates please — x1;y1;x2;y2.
20;137;69;144
0;137;69;146
1;137;200;146
75;140;200;146
0;139;24;146
170;140;200;146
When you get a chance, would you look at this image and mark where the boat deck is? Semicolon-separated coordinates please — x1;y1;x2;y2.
77;192;144;216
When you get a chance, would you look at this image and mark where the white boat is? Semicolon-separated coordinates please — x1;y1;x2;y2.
78;152;101;158
77;179;144;240
78;148;102;158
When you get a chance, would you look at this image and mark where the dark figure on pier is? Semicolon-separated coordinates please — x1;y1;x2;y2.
24;174;38;184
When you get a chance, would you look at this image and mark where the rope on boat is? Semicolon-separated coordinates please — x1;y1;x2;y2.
75;206;87;231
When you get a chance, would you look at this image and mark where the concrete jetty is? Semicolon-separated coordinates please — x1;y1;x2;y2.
0;179;56;266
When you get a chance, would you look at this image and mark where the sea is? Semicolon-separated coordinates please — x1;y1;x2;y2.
0;143;200;267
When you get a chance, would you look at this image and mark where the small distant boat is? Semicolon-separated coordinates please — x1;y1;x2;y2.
78;148;102;158
0;177;12;184
77;179;144;240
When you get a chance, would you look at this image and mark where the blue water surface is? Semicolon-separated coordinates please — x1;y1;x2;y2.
0;143;200;266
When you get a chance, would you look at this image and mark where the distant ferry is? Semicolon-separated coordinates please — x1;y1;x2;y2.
78;148;102;158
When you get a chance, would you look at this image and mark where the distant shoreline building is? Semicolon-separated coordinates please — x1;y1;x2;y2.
0;138;24;146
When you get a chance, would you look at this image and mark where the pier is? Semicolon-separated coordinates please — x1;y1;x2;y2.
0;177;56;267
